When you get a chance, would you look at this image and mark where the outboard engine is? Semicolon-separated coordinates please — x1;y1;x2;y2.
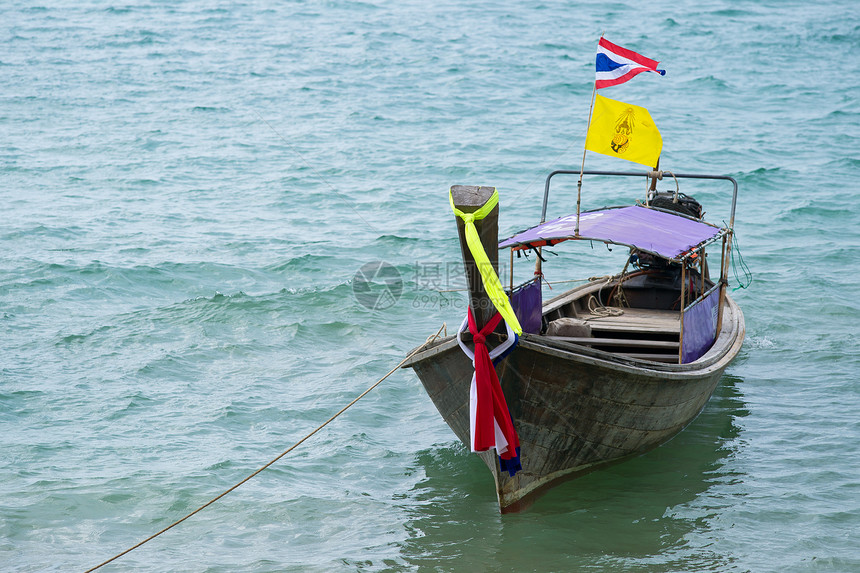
649;191;704;219
627;189;711;293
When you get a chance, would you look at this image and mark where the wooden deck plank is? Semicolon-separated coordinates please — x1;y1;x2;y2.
616;352;680;363
580;308;680;335
544;336;680;349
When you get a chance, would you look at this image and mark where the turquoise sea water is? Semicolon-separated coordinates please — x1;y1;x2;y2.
3;1;859;571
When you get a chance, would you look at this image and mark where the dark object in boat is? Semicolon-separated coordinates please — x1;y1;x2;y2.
649;191;704;219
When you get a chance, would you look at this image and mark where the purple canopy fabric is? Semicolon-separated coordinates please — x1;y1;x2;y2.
499;205;722;260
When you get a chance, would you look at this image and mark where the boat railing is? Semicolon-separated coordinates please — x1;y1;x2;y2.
540;169;738;231
539;169;739;364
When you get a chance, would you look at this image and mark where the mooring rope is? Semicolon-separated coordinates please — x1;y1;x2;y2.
84;324;447;573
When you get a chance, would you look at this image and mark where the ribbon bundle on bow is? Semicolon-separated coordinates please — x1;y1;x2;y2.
457;309;521;476
450;186;523;477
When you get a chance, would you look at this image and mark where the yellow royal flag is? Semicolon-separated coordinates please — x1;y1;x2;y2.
585;94;662;167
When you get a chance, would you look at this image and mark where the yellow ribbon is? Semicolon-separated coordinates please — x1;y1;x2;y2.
449;188;523;336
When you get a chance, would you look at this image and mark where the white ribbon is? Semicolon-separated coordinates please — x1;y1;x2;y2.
456;314;517;454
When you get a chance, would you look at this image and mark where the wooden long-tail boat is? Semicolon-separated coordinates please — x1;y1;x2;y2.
403;169;745;513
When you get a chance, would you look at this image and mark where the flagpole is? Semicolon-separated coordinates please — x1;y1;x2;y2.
648;157;660;204
576;81;598;237
575;34;604;237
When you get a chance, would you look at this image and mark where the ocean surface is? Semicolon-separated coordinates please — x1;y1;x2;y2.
3;1;859;571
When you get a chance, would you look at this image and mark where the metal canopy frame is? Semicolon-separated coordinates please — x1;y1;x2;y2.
540;169;739;230
503;205;730;264
511;168;740;364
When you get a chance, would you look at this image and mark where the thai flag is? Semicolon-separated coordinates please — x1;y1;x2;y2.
595;37;666;89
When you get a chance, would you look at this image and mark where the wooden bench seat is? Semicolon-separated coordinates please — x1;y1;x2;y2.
543;336;680;349
581;308;680;336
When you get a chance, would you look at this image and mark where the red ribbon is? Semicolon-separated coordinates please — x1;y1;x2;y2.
468;307;520;459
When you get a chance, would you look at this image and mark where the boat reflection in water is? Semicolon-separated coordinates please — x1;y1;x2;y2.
399;376;748;571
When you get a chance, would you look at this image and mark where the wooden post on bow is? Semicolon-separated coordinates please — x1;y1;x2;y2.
450;185;499;331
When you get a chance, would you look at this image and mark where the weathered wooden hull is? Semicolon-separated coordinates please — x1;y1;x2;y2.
404;291;745;513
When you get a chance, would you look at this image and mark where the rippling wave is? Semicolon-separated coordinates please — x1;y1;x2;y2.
3;0;859;571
